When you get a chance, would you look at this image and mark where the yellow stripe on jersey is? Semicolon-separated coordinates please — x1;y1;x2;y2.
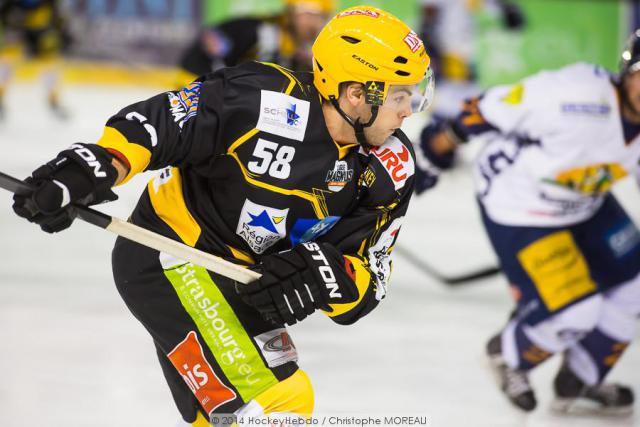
322;255;372;318
228;128;260;154
227;245;256;265
259;61;305;95
254;369;314;416
517;231;597;312
97;126;151;185
148;168;202;247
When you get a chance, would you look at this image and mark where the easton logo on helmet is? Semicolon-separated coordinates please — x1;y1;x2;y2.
352;54;378;71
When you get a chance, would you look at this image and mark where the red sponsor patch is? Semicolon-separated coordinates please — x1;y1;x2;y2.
371;139;414;190
167;331;236;414
403;31;423;53
338;9;380;18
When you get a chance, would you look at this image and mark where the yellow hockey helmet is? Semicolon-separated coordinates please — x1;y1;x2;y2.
312;6;433;113
285;0;335;14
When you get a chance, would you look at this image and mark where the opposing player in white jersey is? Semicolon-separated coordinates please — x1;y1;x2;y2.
416;31;640;415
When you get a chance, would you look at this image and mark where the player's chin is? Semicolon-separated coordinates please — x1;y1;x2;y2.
367;130;394;147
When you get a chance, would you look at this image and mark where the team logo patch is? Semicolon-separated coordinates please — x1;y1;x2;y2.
325;160;354;192
338;9;380;18
370;137;415;190
359;166;377;188
403;31;423;53
167;81;201;128
253;329;298;368
289;216;340;247
368;217;403;300
236;199;289;254
167;331;236;414
257;90;310;141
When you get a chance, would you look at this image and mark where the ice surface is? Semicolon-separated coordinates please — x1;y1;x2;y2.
0;84;638;427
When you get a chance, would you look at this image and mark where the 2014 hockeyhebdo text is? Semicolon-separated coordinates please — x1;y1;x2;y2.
210;415;429;426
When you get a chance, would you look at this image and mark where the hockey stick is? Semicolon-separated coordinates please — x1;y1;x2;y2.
394;244;500;285
0;171;260;284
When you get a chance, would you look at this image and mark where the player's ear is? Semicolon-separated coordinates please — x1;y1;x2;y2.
343;82;365;108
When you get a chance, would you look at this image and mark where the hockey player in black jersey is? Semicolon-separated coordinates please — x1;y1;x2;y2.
12;5;433;425
178;0;334;86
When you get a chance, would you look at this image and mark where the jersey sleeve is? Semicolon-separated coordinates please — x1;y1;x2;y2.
95;76;223;184
317;135;416;325
457;63;607;143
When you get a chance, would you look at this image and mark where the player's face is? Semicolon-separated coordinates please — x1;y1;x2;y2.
623;70;640;121
362;92;413;147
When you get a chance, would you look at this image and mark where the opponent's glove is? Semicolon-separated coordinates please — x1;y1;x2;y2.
237;242;359;326
13;143;119;233
419;121;456;170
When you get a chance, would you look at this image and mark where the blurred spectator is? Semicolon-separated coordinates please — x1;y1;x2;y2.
419;0;525;117
177;0;334;85
0;0;72;119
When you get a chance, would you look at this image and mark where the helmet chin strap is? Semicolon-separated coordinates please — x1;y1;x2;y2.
329;96;379;148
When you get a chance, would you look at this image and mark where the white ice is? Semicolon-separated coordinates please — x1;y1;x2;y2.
0;83;639;427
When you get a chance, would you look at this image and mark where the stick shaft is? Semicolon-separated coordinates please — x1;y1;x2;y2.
394;244;500;285
0;171;260;284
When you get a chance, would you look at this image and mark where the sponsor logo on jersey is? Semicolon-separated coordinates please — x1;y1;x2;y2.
370;137;415;190
607;221;640;258
257;90;310;141
167;331;236;414
253;329;298;368
325;160;354;192
167;81;201;128
236;199;289;254
289;216;340;247
403;31;423;53
543;163;628;196
368;217;403;301
338;9;380;18
561;103;611;116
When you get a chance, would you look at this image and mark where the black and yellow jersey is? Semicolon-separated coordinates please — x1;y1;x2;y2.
0;0;69;55
98;61;416;325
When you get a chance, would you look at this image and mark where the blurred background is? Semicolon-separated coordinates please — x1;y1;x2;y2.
1;1;640;426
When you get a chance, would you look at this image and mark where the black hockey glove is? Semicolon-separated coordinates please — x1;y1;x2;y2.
13;143;119;233
237;242;359;326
